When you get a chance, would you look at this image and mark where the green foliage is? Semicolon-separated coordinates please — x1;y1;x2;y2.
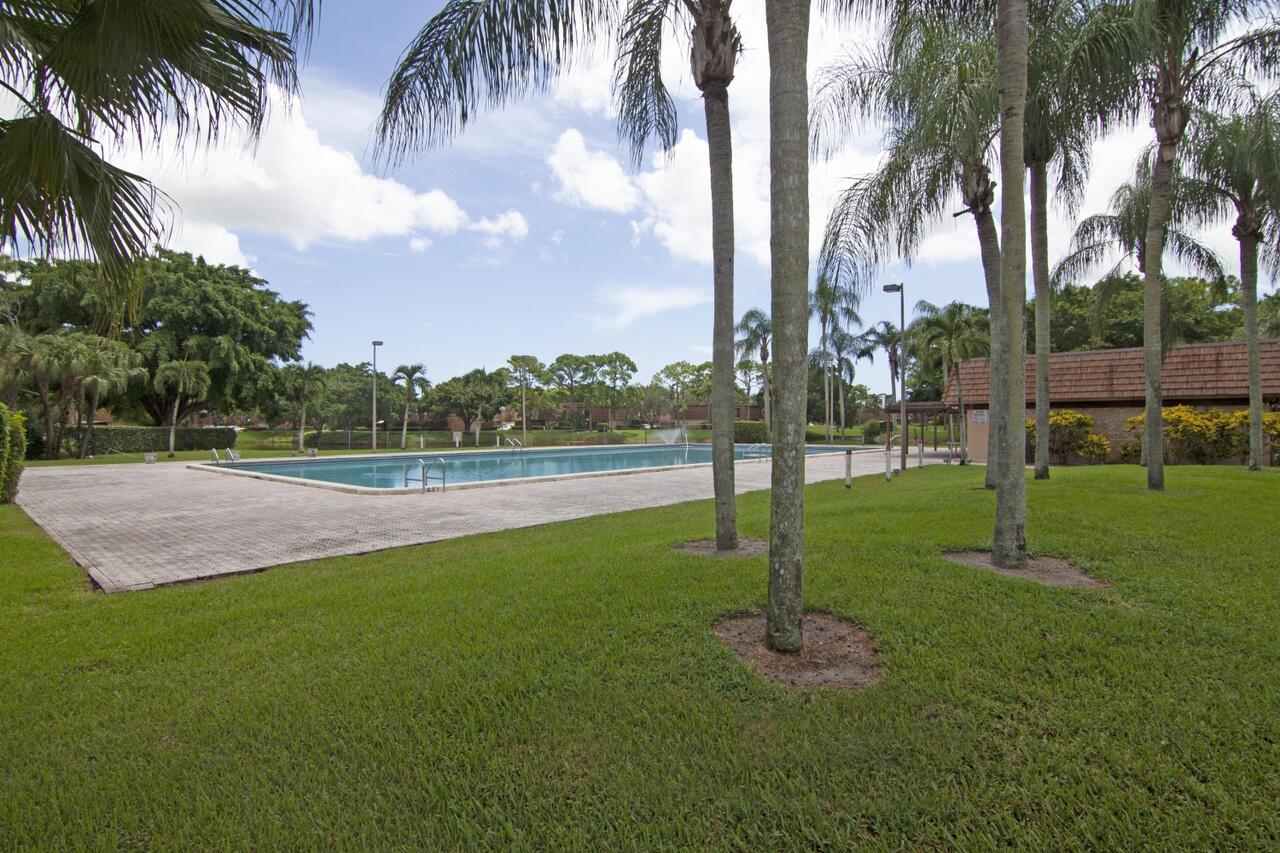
861;419;885;443
733;421;768;443
1127;406;1280;465
1;408;26;503
1025;409;1096;465
85;426;237;455
1079;434;1112;464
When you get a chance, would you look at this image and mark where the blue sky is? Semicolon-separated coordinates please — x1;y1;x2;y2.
118;1;1242;395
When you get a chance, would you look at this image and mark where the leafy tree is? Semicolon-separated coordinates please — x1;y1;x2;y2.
154;360;212;457
429;369;513;444
655;361;709;429
913;300;989;462
547;354;597;425
595;351;637;429
0;2;315;286
77;337;146;458
506;355;545;446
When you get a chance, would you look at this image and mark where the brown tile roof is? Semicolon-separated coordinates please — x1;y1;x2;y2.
941;340;1280;406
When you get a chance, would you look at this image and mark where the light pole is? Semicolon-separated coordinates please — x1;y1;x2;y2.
371;340;383;452
883;283;907;471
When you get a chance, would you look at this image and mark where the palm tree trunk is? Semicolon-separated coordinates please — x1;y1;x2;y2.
761;359;771;431
764;0;809;653
838;372;846;439
1239;226;1263;470
1030;160;1051;480
521;383;528;448
958;379;968;464
1142;149;1175;489
37;378;55;460
81;385;101;458
992;0;1029;568
704;80;738;551
297;402;306;452
401;395;410;449
169;395;181;457
972;208;1002;489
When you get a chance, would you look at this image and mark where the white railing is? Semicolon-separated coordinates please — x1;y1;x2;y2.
404;457;447;492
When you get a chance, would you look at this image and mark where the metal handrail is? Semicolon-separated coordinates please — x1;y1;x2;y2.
743;443;769;460
504;437;524;453
404;456;447;492
884;433;904;481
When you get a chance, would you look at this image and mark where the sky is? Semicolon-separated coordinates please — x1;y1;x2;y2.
113;1;1248;395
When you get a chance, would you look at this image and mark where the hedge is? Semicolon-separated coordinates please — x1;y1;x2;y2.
1127;406;1280;465
1;405;25;504
86;426;238;455
733;421;769;443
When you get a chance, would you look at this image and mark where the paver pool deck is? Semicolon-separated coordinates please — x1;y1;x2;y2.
17;449;924;593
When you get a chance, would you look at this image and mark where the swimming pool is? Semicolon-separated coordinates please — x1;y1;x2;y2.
211;443;851;492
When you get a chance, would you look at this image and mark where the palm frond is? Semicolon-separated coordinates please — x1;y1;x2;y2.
613;0;679;168
0;112;169;282
376;0;615;161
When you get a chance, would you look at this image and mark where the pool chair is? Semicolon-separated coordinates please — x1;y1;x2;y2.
225;448;241;462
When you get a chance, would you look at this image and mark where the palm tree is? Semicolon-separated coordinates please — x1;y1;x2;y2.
763;0;810;653
154;360;211;458
78;338;146;458
813;20;1001;487
0;2;314;285
828;327;861;440
734;308;772;431
856;321;902;404
810;274;862;443
913;300;990;463
377;0;745;552
393;364;429;449
1181;94;1280;470
1117;0;1280;490
285;362;328;453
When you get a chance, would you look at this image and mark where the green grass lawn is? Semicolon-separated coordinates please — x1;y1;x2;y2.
2;465;1278;847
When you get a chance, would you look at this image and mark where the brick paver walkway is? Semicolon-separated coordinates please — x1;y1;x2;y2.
18;449;913;592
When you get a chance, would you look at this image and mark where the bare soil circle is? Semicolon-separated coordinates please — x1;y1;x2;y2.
713;612;882;691
944;550;1106;589
675;538;769;558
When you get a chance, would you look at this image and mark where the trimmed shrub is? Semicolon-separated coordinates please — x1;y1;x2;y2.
1080;433;1112;464
861;420;884;444
86;426;238;455
734;420;769;443
2;407;25;503
1117;441;1141;464
1127;407;1280;465
1026;409;1095;465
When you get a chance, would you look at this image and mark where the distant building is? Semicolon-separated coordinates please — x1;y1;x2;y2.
942;340;1280;462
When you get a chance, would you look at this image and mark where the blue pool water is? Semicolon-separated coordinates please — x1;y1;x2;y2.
225;443;848;490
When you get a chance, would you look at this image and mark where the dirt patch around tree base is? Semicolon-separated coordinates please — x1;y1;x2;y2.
944;550;1106;589
713;612;882;691
675;538;769;558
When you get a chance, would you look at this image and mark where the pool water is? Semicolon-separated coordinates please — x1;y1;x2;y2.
224;443;848;490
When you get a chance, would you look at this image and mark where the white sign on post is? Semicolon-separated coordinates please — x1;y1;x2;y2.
971;409;988;425
452;431;462;447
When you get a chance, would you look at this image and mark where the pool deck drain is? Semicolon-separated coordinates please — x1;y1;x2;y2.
18;450;927;593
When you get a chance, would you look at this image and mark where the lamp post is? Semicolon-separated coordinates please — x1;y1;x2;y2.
371;340;383;452
883;283;907;471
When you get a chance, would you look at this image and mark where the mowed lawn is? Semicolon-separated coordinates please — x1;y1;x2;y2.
1;466;1277;848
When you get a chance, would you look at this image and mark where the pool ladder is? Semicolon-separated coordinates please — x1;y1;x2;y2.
404;457;447;492
504;437;524;454
744;443;769;460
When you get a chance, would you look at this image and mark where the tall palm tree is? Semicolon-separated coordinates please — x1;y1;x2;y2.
764;0;810;653
813;19;1001;487
506;355;545;448
285;362;327;453
1118;0;1280;490
0;2;315;285
154;360;211;458
913;300;990;463
810;274;862;443
856;321;902;405
1181;94;1280;470
828;327;861;440
78;338;146;458
734;308;772;431
393;363;429;449
376;0;745;552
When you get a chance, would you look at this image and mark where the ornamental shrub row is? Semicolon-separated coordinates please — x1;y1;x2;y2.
86;426;238;455
1127;406;1280;465
1025;409;1108;464
733;421;769;443
0;404;26;503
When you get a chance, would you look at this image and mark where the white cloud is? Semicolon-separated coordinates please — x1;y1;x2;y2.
168;221;253;268
468;210;530;248
590;285;710;329
109;88;525;262
408;237;433;253
548;129;642;213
